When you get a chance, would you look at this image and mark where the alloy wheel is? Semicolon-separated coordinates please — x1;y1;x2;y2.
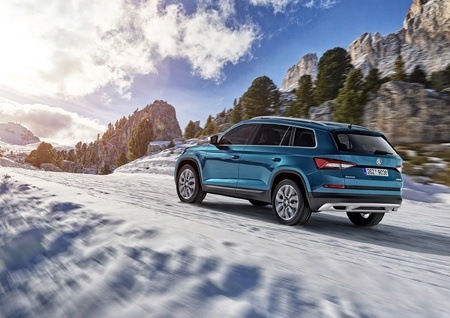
274;184;299;221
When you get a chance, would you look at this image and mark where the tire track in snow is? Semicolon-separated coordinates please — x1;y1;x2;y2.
2;168;450;317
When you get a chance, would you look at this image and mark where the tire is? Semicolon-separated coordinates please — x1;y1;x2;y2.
176;164;206;204
272;179;312;226
346;212;384;227
249;200;270;207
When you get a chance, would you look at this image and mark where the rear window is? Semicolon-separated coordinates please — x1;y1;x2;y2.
334;133;396;155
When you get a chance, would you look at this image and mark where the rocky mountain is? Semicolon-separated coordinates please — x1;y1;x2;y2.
281;0;450;92
350;0;450;77
0;122;40;145
307;81;450;144
363;81;450;144
281;53;318;92
97;100;182;165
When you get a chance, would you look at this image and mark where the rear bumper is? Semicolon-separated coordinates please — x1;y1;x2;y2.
309;193;402;213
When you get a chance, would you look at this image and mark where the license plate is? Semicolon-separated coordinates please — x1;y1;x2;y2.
364;168;388;177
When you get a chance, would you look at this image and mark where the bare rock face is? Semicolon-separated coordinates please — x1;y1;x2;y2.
349;0;450;76
308;100;336;121
363;81;450;144
280;53;318;92
283;0;450;87
98;100;182;165
348;31;405;76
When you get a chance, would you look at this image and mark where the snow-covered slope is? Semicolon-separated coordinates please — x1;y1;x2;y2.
0;122;40;145
1;167;449;317
114;139;200;175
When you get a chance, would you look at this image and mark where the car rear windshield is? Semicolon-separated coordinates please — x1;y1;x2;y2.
333;133;396;155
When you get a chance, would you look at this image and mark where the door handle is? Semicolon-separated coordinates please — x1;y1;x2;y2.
272;157;281;162
231;155;240;160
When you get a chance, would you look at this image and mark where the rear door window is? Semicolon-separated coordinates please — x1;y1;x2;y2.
334;133;396;155
251;124;290;146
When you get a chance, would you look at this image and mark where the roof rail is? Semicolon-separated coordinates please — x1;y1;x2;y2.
250;116;328;126
319;121;370;130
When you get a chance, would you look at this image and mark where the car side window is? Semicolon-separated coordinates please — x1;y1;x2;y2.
293;128;316;147
219;124;257;145
251;124;289;146
280;127;292;146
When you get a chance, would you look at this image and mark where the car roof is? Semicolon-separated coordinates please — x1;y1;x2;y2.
245;116;376;133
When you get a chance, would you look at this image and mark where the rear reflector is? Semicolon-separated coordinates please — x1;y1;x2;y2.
314;157;356;170
323;184;346;189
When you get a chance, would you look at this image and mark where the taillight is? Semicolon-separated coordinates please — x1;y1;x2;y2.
314;157;356;169
396;165;403;173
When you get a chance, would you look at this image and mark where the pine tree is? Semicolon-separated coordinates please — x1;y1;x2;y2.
364;68;382;93
115;152;128;167
128;119;155;161
203;115;216;136
287;75;315;118
184;120;196;139
100;163;111;175
314;47;353;104
25;142;57;168
429;64;450;91
409;65;427;85
230;98;243;124
67;149;76;162
242;76;280;119
334;68;366;125
392;55;407;82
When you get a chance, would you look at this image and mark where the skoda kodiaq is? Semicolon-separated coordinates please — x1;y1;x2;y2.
175;117;403;226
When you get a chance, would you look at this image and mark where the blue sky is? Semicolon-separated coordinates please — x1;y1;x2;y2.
0;0;412;144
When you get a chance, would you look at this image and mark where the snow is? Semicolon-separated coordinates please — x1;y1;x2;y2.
0;141;41;155
114;139;200;175
0;165;449;317
0;122;40;145
0;158;36;170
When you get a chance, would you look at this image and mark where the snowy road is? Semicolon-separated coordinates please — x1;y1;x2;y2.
1;167;449;317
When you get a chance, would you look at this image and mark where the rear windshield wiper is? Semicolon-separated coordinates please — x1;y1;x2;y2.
373;150;393;155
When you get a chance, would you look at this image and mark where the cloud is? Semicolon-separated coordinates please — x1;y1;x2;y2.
0;0;338;99
249;0;338;12
303;0;338;9
0;0;257;99
0;103;106;145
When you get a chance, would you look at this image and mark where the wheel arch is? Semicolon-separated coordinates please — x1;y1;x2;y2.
270;170;312;208
176;157;203;186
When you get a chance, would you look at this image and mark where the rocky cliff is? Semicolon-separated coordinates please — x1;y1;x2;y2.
281;0;450;91
281;53;318;92
307;81;450;145
97;100;182;165
363;81;450;144
350;0;450;76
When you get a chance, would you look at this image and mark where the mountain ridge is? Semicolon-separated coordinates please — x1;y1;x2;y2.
0;122;40;145
281;0;450;92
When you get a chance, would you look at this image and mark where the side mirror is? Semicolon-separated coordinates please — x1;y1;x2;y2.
209;135;219;145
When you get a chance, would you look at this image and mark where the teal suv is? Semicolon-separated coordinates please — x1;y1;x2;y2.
175;117;403;226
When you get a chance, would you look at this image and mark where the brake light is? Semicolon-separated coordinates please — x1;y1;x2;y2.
314;158;356;170
396;165;403;173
